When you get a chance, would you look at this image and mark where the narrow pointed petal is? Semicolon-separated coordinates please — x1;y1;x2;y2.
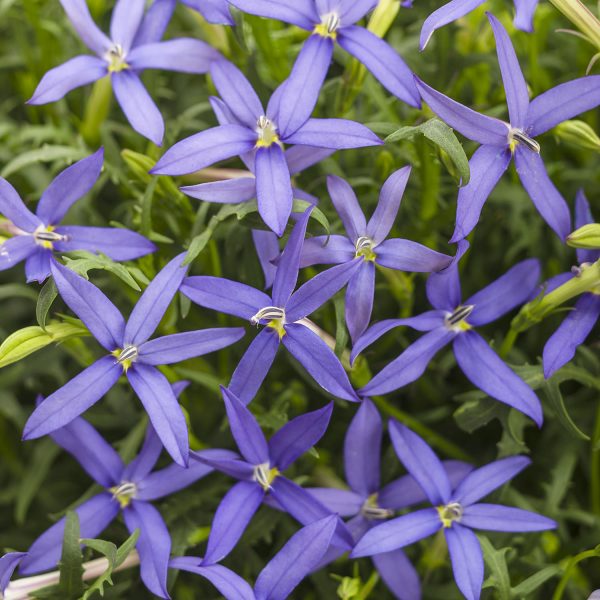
169;559;254;599
210;60;263;128
254;516;338;600
192;448;255;480
450;145;512;242
453;331;543;426
54;226;156;260
415;78;509;145
181;276;271;320
49;417;124;487
0;553;26;594
127;39;219;74
128;364;189;466
137;328;244;365
389;420;452;505
373;549;421;600
123;501;171;599
0;236;37;271
253;229;280;289
203;481;264;565
255;145;293;236
327;175;367;241
420;0;485;49
152;124;257;175
25;249;52;283
110;0;145;52
300;235;355;267
132;0;176;46
283;323;359;402
306;488;364;516
360;328;455;396
514;146;572;240
23;357;122;440
543;294;600;378
36;148;103;225
461;504;556;531
526;76;600;136
181;177;257;204
112;71;164;146
351;508;441;557
59;0;111;55
338;27;420;107
272;208;312;306
123;425;163;482
270;477;354;550
277;35;334;138
28;56;106;105
346;261;375;343
284;118;382;149
226;0;318;29
19;494;119;575
445;525;483;600
514;0;538;31
125;253;188;346
452;456;530;505
376;239;452;272
574;190;599;264
137;460;213;501
345;398;382;495
426;239;469;310
487;13;530;128
222;387;269;464
367;166;410;243
0;178;40;232
229;328;280;404
269;403;333;471
340;0;378;26
467;258;541;326
185;0;235;24
285;146;335;175
286;258;362;322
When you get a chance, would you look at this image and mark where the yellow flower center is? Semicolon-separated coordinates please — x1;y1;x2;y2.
437;502;463;528
355;236;377;262
253;463;280;491
360;493;394;520
112;345;138;372
109;481;137;508
251;307;287;339
445;305;474;332
105;44;129;73
255;116;281;148
508;128;540;154
33;225;68;249
314;12;340;39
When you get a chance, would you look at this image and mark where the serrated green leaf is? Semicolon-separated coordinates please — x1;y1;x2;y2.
0;321;90;369
58;511;85;598
480;536;511;600
61;252;141;291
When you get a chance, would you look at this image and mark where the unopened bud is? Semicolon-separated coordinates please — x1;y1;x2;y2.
567;223;600;249
555;120;600;152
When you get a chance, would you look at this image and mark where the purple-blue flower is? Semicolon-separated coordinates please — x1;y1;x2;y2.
19;392;213;599
0;149;155;283
351;422;556;600
307;399;473;600
151;59;382;235
179;0;234;24
181;209;361;404
226;0;420;120
28;0;221;145
353;241;544;425
300;167;453;343
543;190;600;378
192;387;354;565
22;254;245;466
420;0;539;49
416;13;600;242
170;515;338;600
0;553;27;596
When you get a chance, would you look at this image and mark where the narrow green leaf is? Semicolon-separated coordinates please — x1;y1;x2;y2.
36;277;58;329
480;536;512;600
58;511;85;598
1;145;87;178
543;380;590;441
61;251;142;291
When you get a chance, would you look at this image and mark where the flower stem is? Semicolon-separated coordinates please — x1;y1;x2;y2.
551;547;600;600
591;401;600;515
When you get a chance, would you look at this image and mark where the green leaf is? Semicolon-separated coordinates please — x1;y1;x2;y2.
0;320;90;369
386;118;470;185
543;380;590;441
36;277;58;329
58;511;85;599
1;145;88;178
480;536;512;600
511;565;562;597
61;251;142;291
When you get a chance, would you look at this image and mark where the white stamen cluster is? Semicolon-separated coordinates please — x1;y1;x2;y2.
508;128;540;153
250;306;286;325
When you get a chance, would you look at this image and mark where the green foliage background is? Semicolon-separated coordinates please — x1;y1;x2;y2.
0;0;600;598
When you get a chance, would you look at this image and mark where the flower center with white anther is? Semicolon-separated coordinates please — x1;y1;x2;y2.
508;128;540;154
444;305;474;332
314;12;341;38
105;44;129;73
250;306;287;339
253;462;279;491
112;345;138;372
255;116;280;148
109;481;138;508
33;225;68;249
437;501;464;528
360;494;394;520
355;236;377;262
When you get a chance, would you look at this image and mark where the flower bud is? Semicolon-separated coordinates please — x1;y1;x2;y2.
555;120;600;152
567;223;600;249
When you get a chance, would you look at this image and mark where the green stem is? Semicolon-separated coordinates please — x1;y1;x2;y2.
591;401;600;514
499;328;519;359
371;395;474;462
552;547;600;600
